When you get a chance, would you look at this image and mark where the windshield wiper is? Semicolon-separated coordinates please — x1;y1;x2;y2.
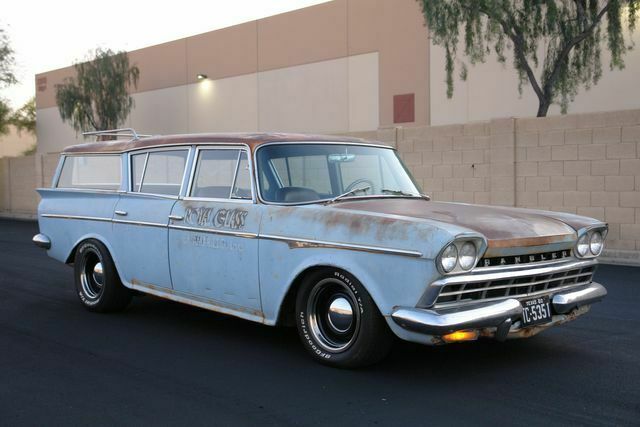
381;188;430;200
325;185;371;204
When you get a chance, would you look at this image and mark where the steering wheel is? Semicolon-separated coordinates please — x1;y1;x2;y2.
344;178;375;193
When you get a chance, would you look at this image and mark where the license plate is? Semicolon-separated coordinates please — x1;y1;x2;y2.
521;296;552;327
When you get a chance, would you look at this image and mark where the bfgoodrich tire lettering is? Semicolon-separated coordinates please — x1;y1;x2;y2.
295;269;393;368
74;239;132;313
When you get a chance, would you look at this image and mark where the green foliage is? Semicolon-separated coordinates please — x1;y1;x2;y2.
10;97;36;135
0;28;16;88
417;0;639;116
0;99;10;136
0;28;16;136
55;48;139;135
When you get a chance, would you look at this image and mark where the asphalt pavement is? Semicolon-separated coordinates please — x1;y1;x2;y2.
1;218;639;426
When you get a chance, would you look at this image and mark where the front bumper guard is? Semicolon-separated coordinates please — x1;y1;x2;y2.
32;233;51;250
391;282;607;337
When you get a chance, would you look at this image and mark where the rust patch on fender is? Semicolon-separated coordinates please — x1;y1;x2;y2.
487;233;575;249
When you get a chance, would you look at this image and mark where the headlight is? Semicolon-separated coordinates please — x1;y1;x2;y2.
440;244;458;273
590;231;603;255
576;234;589;257
458;242;477;270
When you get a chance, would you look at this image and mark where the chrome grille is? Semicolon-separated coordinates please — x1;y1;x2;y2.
435;265;595;307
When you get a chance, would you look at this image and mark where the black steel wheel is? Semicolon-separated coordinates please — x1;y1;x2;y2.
74;239;132;312
295;268;394;368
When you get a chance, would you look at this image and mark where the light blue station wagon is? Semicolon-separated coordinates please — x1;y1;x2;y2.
34;129;608;367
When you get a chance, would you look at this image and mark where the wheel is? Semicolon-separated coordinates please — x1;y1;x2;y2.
74;239;132;312
295;269;394;368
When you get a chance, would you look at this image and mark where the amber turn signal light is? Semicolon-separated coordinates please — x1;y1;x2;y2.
442;330;479;343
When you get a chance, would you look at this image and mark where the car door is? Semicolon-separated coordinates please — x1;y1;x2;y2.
111;148;191;289
168;146;262;314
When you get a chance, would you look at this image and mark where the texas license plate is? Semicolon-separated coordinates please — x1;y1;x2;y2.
521;296;552;327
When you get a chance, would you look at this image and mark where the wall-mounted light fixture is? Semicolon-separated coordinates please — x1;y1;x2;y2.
197;73;208;81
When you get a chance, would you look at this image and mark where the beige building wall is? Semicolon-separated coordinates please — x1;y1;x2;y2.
127;86;189;135
0;126;36;157
430;26;640;125
187;74;259;133
36;51;380;152
34;0;429;154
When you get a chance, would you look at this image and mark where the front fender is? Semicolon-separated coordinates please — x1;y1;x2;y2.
259;240;438;325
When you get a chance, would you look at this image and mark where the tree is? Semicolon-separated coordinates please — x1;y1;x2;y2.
418;1;639;116
55;48;139;136
0;27;16;136
10;97;36;135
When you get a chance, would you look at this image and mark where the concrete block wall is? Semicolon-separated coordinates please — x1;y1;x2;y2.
390;109;640;265
395;118;518;207
0;153;60;219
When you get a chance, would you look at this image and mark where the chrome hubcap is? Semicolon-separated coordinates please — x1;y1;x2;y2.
327;297;353;333
307;278;360;353
80;251;104;300
92;262;104;285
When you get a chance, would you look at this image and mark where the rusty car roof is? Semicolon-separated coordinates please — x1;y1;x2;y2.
62;132;384;154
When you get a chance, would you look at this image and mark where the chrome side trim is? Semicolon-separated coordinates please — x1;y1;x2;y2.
39;214;421;255
32;234;51;249
260;234;423;258
552;282;607;314
169;224;258;239
40;187;124;195
40;214;112;222
112;219;167;228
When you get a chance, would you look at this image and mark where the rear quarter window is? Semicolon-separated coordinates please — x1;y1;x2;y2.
57;155;121;190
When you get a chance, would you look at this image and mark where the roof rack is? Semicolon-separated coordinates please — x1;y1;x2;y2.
82;128;152;141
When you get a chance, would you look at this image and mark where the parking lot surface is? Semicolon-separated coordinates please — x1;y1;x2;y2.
1;218;639;426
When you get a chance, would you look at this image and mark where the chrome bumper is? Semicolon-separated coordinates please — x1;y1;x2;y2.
391;282;607;338
32;233;51;249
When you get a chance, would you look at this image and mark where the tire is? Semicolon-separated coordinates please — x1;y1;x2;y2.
295;268;394;368
73;239;132;312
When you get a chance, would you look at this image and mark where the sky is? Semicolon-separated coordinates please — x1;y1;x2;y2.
1;0;331;109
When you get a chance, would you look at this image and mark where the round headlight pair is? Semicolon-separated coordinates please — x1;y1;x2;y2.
589;231;604;255
576;230;604;257
440;241;477;273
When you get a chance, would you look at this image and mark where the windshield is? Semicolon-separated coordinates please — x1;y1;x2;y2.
256;143;422;204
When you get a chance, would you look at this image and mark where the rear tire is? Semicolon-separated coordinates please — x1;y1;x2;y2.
74;239;132;312
295;268;393;368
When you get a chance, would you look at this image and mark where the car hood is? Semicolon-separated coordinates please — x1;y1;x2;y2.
330;198;603;253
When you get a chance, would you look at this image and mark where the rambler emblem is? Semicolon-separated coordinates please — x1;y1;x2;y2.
184;207;248;230
482;250;570;267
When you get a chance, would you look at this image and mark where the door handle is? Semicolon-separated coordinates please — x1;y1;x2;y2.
168;215;184;221
115;210;128;216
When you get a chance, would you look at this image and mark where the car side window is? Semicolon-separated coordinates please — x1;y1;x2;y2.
231;151;252;199
191;149;241;199
138;150;188;196
57;155;121;191
131;153;146;192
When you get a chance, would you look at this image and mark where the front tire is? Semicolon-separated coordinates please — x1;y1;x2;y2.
74;239;132;312
295;269;393;368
